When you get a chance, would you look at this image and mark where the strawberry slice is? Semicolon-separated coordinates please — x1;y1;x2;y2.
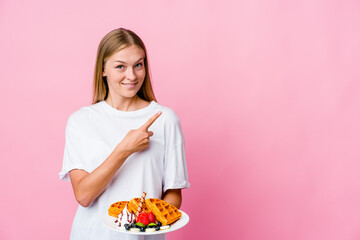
136;211;147;223
139;215;150;225
148;212;155;223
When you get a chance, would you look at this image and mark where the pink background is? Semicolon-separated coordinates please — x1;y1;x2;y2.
1;0;360;239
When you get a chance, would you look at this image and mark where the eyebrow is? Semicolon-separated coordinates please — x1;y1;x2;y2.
114;57;144;64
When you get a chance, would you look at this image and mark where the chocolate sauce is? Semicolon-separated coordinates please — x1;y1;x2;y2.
119;212;124;226
127;212;135;223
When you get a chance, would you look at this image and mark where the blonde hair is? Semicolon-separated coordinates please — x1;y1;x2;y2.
92;28;157;104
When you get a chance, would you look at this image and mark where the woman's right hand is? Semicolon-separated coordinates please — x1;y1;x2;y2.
69;111;162;207
116;111;162;156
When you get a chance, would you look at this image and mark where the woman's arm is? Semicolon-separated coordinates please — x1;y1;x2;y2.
162;189;182;209
69;148;129;207
70;112;162;207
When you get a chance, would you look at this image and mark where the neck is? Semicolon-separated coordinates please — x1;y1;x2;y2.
105;95;148;111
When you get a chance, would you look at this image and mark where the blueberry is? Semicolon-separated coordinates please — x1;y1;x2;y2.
124;224;130;231
156;226;160;231
157;222;162;227
140;227;145;232
131;223;135;228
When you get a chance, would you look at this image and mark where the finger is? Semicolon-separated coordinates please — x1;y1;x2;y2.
148;131;153;137
141;111;162;130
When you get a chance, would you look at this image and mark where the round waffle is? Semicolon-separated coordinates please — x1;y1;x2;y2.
145;198;182;225
128;198;151;214
108;201;128;217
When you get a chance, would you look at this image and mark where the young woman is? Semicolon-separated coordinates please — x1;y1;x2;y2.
59;28;190;240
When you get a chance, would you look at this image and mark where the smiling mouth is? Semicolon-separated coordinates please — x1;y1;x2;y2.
121;82;138;86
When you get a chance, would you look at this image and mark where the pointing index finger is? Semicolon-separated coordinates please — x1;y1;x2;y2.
141;111;162;130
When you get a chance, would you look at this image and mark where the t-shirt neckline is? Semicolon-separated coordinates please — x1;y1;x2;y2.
100;100;156;117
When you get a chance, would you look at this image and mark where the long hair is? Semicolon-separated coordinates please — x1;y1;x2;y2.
92;28;157;104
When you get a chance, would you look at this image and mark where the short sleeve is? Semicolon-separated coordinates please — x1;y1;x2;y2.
59;114;90;181
162;111;190;192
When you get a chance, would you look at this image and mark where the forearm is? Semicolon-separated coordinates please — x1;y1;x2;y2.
70;148;130;207
162;189;182;209
68;112;161;207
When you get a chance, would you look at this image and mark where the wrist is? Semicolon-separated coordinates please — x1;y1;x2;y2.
115;144;131;159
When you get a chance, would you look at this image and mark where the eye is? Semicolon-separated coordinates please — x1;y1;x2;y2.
135;63;143;68
116;65;125;69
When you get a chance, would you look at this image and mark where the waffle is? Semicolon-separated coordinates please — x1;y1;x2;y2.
108;201;129;217
128;198;151;214
145;198;182;225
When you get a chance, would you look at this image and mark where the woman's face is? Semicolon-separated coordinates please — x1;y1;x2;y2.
103;45;146;101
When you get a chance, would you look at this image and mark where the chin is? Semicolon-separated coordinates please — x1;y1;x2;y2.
122;93;140;99
116;88;141;99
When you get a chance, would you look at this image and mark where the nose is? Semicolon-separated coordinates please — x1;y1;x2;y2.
125;67;136;81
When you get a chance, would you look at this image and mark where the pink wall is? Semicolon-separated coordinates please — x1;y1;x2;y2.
1;0;360;239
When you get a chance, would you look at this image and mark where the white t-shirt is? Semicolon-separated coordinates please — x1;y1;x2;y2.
59;101;190;240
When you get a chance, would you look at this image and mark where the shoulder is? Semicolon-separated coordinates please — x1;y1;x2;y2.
151;102;184;142
152;102;181;125
66;102;104;127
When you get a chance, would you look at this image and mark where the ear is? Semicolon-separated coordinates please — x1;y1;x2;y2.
102;63;107;77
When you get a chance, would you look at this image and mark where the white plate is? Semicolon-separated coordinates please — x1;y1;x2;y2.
102;210;189;235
